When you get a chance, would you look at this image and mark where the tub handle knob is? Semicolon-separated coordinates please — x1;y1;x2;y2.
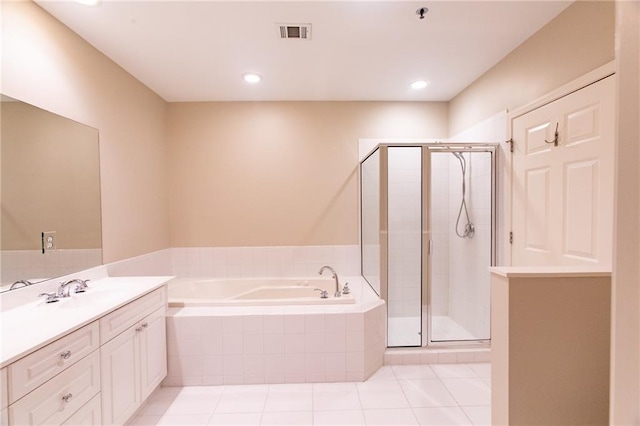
314;288;328;299
342;283;350;295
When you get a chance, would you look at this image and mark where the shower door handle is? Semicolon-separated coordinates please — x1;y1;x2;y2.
428;240;433;255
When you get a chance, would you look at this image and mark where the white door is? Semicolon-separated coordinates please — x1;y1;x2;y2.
511;76;615;266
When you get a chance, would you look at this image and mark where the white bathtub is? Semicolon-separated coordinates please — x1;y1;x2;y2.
167;277;355;307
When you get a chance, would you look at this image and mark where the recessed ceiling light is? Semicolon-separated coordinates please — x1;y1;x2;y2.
411;80;430;90
243;73;262;84
74;0;101;6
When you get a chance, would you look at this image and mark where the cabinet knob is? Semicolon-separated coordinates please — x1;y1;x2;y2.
62;393;73;403
60;350;72;360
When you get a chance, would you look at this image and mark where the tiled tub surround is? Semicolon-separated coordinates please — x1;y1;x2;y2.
164;277;386;386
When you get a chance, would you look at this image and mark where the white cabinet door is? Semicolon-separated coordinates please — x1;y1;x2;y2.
512;76;615;266
100;307;167;425
139;308;167;401
100;326;140;425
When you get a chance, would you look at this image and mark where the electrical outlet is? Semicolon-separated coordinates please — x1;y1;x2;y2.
42;231;56;252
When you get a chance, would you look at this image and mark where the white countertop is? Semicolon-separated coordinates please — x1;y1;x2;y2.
489;266;611;278
0;276;172;368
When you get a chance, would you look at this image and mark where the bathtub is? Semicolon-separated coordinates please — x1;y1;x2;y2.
167;277;355;307
164;276;387;386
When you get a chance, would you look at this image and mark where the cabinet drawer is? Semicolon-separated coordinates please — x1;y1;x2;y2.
100;287;166;344
8;322;100;403
61;394;101;426
9;350;100;426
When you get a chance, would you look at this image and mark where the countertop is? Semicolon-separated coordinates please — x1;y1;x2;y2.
0;276;173;368
489;266;611;278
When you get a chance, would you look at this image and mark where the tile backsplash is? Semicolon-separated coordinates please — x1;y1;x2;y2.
106;245;361;280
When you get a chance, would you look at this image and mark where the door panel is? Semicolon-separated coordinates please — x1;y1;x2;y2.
564;160;598;260
524;167;551;253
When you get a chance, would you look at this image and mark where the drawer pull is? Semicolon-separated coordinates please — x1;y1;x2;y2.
60;350;72;360
141;323;148;328
62;393;73;403
135;326;143;332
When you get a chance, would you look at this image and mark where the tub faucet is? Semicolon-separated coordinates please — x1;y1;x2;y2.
318;265;341;298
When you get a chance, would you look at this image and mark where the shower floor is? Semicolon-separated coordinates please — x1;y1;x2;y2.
388;315;479;347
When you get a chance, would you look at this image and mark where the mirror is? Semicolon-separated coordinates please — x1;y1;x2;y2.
1;95;102;291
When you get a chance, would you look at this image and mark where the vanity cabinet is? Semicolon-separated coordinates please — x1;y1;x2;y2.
1;282;168;426
100;289;166;425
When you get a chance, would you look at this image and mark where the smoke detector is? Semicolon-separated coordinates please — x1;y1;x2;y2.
277;24;312;40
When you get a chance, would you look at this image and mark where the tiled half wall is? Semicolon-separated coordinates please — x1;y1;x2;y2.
164;303;386;386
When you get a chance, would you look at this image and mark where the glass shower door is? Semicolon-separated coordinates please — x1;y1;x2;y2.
429;150;493;342
387;147;422;347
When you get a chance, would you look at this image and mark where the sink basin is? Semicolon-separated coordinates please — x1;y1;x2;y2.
51;284;132;309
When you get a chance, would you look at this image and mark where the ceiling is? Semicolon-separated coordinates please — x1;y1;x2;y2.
36;1;573;102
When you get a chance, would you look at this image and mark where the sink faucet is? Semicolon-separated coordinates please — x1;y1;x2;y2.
57;279;90;297
318;265;341;297
9;279;32;290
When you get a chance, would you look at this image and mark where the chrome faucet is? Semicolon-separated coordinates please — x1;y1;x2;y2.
318;265;341;297
57;279;90;297
9;279;33;290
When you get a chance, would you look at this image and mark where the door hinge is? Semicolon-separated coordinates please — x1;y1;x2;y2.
509;232;513;244
506;138;514;153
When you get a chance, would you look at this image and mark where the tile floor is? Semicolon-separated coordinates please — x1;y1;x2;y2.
130;363;491;425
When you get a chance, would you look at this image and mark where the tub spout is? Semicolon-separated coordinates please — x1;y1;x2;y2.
318;265;341;297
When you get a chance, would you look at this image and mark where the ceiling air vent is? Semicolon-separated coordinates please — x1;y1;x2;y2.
278;24;311;40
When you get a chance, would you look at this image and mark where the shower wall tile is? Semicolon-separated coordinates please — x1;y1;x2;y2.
447;153;492;339
387;148;423;321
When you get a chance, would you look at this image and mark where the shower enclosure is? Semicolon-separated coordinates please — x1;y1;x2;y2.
361;143;497;347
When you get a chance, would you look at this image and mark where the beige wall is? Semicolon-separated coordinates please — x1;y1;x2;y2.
610;1;640;423
448;1;615;137
1;101;101;250
1;1;171;262
168;102;447;247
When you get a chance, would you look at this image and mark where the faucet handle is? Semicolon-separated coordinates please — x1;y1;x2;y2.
73;279;90;293
38;292;60;303
314;288;329;299
342;282;351;295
